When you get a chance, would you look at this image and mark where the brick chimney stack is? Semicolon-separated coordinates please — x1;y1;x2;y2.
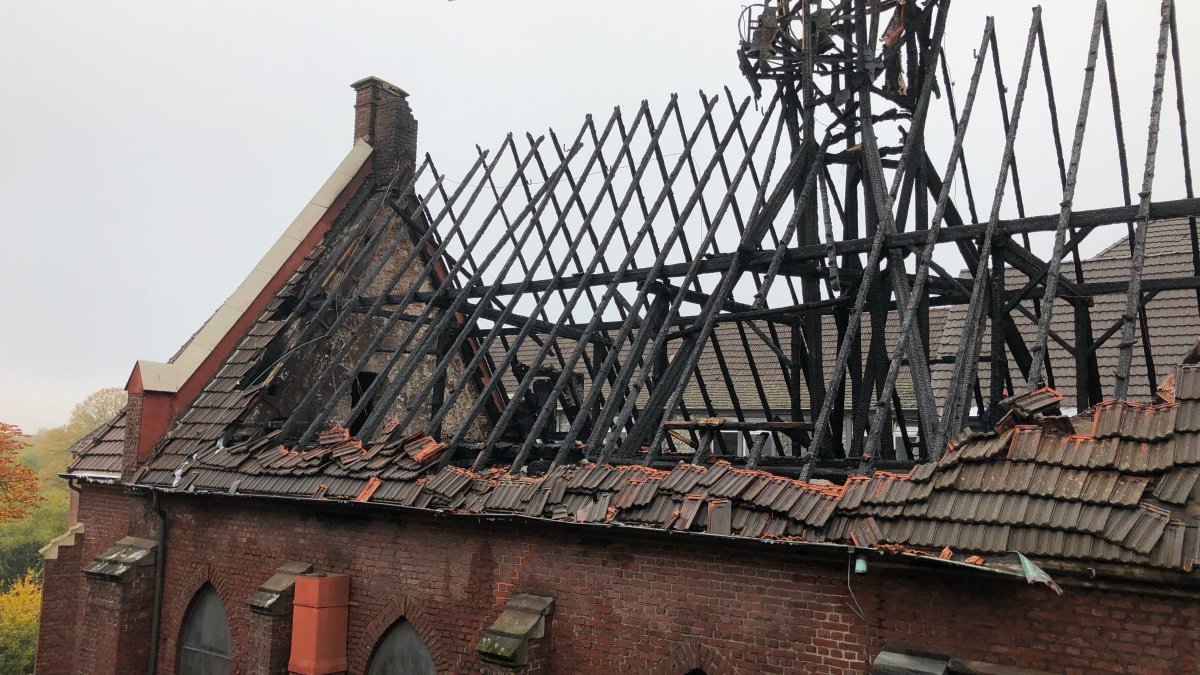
351;76;417;180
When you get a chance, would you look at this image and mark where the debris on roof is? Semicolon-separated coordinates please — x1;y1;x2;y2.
55;0;1200;585
130;363;1200;575
999;387;1064;418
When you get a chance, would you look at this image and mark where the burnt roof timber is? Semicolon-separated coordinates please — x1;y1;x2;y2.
410;115;639;437
279;173;450;445
318;134;537;444
128;0;1200;484
865;15;998;464
282;152;493;447
459;97;699;469
436;197;1200;301
1114;3;1173;399
613;98;796;466
807;0;953;464
506;93;751;472
357;134;588;441
1026;2;1107;392
1167;2;1200;314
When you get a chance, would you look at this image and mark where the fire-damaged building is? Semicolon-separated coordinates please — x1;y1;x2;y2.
36;1;1200;673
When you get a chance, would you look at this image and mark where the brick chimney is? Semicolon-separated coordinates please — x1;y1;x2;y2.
351;76;417;180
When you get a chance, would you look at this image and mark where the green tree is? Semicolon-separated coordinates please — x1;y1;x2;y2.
65;387;126;438
0;497;66;589
0;388;126;586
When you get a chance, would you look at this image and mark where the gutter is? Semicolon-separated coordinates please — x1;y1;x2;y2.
58;471;120;485
131;484;1031;583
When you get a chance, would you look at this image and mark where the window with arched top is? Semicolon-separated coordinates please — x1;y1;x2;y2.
366;619;435;675
178;584;232;675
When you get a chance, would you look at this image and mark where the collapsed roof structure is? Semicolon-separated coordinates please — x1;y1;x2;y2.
71;0;1200;574
44;1;1200;672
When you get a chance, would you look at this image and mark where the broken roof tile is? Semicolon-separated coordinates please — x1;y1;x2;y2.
1000;387;1063;416
1177;401;1200;433
1174;365;1200;400
1109;475;1149;506
1149;520;1187;570
849;517;882;547
960;430;1012;461
1152;467;1200;505
1006;426;1042;462
1092;402;1127;439
908;462;936;483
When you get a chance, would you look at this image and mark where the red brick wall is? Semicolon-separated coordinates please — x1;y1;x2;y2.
120;392;144;483
122;494;1199;675
76;565;157;675
246;609;293;675
36;484;158;675
35;529;86;675
75;484;155;563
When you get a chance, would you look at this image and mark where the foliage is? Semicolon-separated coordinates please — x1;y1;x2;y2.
0;499;67;589
0;425;40;525
0;387;126;587
0;569;41;674
65;387;126;439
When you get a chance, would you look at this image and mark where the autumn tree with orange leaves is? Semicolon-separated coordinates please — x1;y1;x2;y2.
0;424;41;523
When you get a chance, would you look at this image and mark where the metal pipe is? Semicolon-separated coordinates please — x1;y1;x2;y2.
148;490;168;674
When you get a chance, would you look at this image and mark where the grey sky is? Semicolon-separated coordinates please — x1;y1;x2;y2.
1;1;1195;432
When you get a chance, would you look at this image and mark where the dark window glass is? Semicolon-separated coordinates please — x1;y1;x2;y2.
366;619;435;675
718;430;741;456
178;585;232;675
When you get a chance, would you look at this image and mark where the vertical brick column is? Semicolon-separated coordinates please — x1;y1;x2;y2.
120;391;144;483
35;525;86;675
351;77;417;179
76;537;158;675
247;610;294;675
289;573;351;675
246;561;312;675
77;566;156;675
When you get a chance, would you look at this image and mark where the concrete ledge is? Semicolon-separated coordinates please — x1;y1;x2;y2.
39;523;85;561
477;594;554;668
248;560;313;615
83;536;157;580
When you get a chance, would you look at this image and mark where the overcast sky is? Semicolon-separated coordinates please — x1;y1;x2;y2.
1;1;1196;432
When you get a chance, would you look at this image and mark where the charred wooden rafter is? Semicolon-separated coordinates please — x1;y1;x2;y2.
256;0;1199;480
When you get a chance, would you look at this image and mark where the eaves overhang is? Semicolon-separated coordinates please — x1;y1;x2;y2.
134;482;1066;588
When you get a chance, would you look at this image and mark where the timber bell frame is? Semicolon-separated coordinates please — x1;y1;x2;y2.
265;0;1199;480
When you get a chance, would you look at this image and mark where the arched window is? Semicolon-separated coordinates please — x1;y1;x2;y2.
366;619;435;675
178;584;232;675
